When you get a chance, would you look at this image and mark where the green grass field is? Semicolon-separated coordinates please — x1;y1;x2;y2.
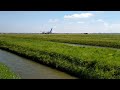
1;34;120;48
0;34;120;79
0;62;20;79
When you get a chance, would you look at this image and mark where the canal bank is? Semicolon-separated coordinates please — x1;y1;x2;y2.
0;49;77;79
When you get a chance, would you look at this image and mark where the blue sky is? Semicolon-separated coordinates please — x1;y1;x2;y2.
0;11;120;33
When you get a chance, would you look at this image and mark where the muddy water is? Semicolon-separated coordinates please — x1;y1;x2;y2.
0;49;77;79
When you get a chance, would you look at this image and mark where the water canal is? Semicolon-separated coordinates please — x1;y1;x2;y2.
0;49;77;79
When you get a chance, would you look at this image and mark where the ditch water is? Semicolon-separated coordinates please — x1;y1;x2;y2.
0;49;77;79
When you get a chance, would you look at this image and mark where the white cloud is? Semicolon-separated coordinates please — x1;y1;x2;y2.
95;11;105;13
77;21;85;24
64;13;94;19
68;22;74;24
104;22;109;27
104;23;120;33
97;19;108;26
96;19;110;31
48;19;59;23
53;26;57;28
109;23;120;31
97;19;104;22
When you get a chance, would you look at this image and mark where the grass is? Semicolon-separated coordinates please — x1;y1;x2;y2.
1;34;120;48
0;62;20;79
0;34;120;79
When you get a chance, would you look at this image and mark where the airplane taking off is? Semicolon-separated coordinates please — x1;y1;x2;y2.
49;28;53;33
41;28;53;34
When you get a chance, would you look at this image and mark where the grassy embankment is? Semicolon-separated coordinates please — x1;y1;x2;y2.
0;62;20;79
0;34;120;79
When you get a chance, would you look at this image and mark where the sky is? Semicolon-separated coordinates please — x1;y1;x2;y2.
0;11;120;33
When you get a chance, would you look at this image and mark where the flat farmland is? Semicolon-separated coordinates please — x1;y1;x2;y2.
0;33;120;79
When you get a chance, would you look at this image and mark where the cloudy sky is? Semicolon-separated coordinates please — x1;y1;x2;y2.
0;11;120;33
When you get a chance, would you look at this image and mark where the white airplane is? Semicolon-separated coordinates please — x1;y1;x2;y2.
41;28;53;34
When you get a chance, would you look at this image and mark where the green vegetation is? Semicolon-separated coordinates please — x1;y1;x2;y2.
1;34;120;48
0;62;20;79
0;34;120;79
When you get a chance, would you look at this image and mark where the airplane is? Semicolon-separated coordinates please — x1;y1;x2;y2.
41;28;53;34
